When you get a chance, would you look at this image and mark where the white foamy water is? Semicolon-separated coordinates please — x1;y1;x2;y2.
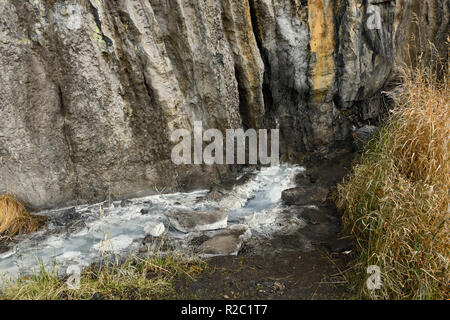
0;165;303;284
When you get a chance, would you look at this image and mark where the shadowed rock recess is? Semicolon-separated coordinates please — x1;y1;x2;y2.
0;0;448;209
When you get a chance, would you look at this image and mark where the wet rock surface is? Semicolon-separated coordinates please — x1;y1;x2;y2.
0;154;357;301
0;1;447;209
195;225;252;257
353;125;380;151
176;246;352;299
50;207;80;226
0;240;12;256
166;210;229;233
144;222;165;237
281;186;329;206
0;165;304;284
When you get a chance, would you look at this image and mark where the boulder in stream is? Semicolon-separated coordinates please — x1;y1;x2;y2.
166;210;228;233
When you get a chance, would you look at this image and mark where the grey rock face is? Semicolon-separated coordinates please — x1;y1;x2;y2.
0;0;447;209
166;210;228;233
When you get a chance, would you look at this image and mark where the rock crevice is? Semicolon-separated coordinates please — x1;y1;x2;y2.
0;0;447;209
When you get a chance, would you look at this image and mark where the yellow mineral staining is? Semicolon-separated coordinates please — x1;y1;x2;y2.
308;0;335;102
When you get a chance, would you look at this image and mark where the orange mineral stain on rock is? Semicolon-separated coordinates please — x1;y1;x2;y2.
308;0;335;102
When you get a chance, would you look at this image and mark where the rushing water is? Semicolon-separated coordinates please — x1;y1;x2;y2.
0;165;303;284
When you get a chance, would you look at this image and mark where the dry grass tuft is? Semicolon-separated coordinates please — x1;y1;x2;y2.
337;56;449;299
0;195;45;237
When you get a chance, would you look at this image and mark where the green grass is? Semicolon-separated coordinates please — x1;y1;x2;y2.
0;253;205;300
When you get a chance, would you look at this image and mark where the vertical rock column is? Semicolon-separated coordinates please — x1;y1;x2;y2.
307;0;337;148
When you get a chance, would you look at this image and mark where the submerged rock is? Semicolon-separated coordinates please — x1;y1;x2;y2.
92;234;135;253
281;186;329;206
142;236;173;252
66;220;87;234
0;247;15;259
166;210;228;233
196;225;251;257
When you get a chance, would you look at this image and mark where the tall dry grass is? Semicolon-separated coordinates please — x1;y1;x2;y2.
337;57;449;299
0;195;45;237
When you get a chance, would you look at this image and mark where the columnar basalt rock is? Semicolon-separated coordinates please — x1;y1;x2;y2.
0;0;447;209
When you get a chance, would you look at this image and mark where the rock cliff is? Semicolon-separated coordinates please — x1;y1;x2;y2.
0;0;448;208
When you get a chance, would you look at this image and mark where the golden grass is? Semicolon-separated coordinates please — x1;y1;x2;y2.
336;59;449;299
0;253;205;300
0;195;45;237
